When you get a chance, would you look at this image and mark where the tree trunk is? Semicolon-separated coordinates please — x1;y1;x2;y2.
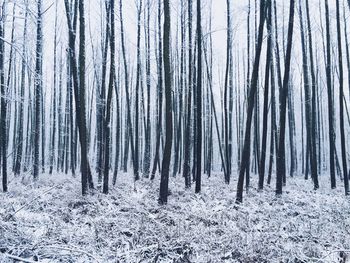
276;0;295;195
236;0;266;203
0;2;7;191
259;0;272;190
159;0;172;204
324;0;336;189
182;0;192;188
33;0;43;180
195;0;202;194
103;0;116;194
335;0;349;195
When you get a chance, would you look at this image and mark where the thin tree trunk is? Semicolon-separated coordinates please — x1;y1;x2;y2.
14;2;28;176
305;0;319;189
119;0;137;180
258;0;272;190
103;0;116;194
324;0;336;189
159;0;172;204
0;2;7;191
182;0;192;188
276;0;295;195
143;0;151;178
336;0;349;194
33;0;43;180
195;0;202;194
236;0;266;203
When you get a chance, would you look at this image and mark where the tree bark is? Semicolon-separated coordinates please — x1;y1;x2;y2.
276;0;295;195
236;0;266;203
159;0;173;204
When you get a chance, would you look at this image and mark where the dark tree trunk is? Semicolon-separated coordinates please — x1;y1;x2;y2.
223;0;232;184
33;0;43;180
64;0;93;195
305;0;319;189
97;8;110;183
276;0;295;195
159;0;173;204
236;0;266;203
324;0;336;189
0;2;7;191
134;0;143;181
151;0;163;180
298;0;312;184
258;0;272;190
103;0;116;194
112;57;121;184
195;0;202;194
335;0;349;195
143;0;151;178
78;0;92;194
182;0;192;188
119;0;137;180
14;3;28;176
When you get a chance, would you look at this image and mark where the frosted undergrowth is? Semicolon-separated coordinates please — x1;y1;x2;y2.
1;172;350;262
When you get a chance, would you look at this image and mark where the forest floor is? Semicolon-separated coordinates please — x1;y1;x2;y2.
1;171;350;263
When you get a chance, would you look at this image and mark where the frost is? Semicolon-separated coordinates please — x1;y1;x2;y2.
1;173;350;262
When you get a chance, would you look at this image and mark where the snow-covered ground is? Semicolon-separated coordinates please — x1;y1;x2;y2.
1;172;350;262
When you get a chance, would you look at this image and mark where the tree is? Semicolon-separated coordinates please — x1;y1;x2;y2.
119;0;137;181
258;0;272;190
195;0;202;193
143;0;151;178
305;0;319;189
335;0;349;195
0;1;6;191
96;1;110;183
151;0;163;180
236;0;266;203
324;0;336;189
298;0;313;185
78;0;92;194
49;1;58;175
159;0;172;204
103;0;116;194
64;0;94;194
33;0;43;180
267;0;278;186
182;0;192;188
223;0;232;184
276;0;295;195
14;1;28;176
134;0;143;181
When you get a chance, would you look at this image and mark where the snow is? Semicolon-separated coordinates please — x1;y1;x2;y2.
1;173;350;262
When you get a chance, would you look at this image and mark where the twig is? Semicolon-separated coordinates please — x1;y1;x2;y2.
6;185;60;221
45;245;101;263
2;253;38;263
116;244;159;258
317;250;350;262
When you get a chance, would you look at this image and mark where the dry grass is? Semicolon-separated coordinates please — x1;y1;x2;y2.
1;172;350;262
